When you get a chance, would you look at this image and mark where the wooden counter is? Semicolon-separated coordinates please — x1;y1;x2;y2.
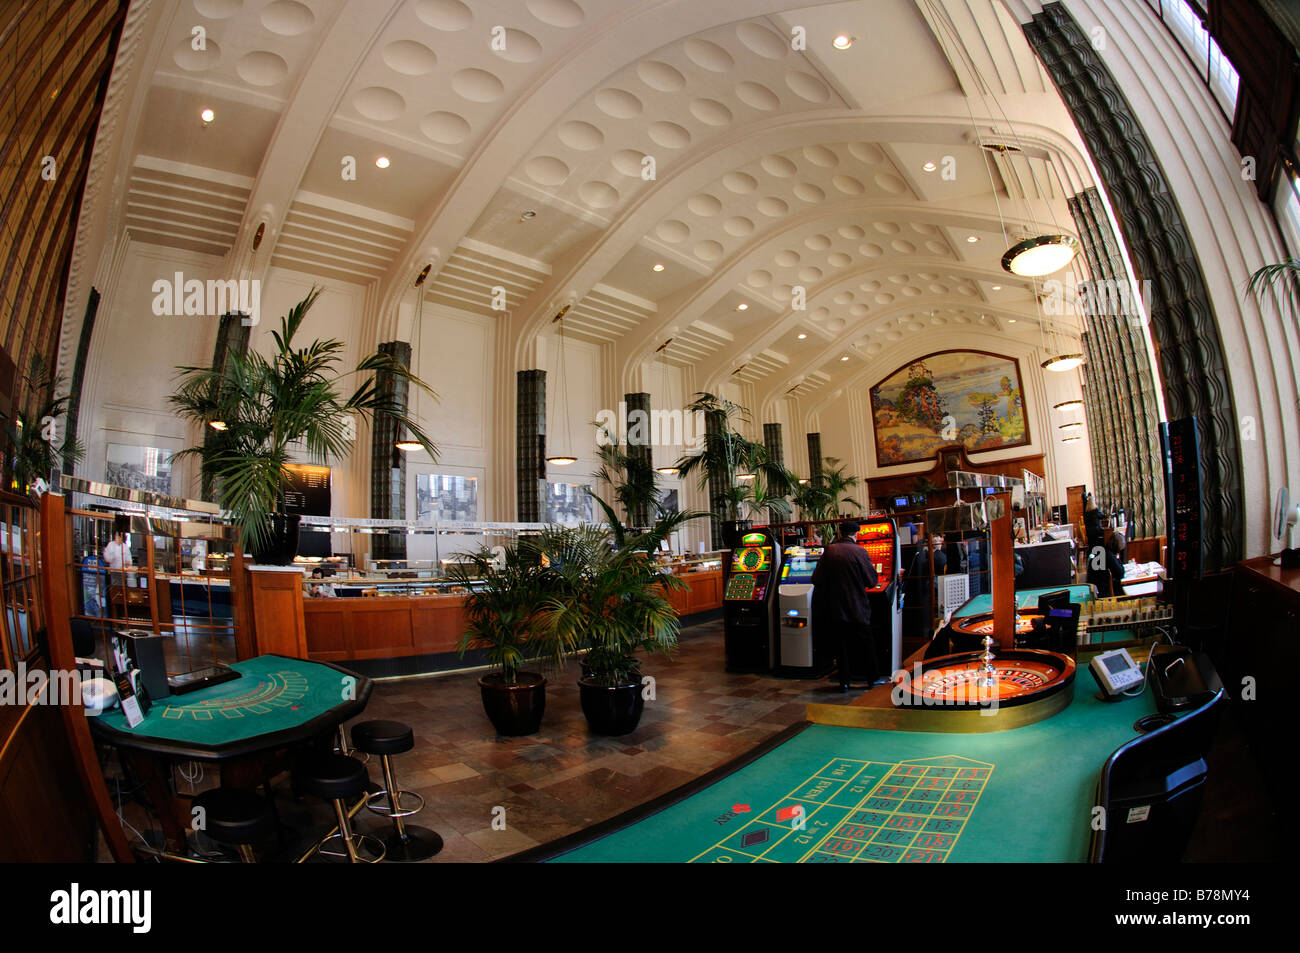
302;569;722;664
304;592;469;662
664;568;724;617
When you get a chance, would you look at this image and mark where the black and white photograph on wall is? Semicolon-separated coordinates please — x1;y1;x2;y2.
105;443;173;495
661;488;680;515
416;474;478;522
546;483;594;527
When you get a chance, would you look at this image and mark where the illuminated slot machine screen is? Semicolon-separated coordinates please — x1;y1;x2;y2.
855;522;896;592
726;537;773;601
779;550;820;584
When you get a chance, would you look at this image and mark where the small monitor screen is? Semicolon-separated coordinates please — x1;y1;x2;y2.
1103;653;1131;675
894;496;909;508
781;555;818;583
733;545;772;574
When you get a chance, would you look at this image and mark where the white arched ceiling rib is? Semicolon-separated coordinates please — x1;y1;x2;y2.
225;1;406;288
695;259;1041;392
479;110;1086;381
613;199;1050;386
371;0;816;340
756;295;1048;406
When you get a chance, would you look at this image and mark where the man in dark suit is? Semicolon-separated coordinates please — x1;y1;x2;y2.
811;519;881;691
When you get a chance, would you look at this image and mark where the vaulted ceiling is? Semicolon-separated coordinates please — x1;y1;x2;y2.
109;0;1095;407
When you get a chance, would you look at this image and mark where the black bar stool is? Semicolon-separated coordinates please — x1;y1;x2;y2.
294;753;386;863
192;787;272;863
351;720;442;862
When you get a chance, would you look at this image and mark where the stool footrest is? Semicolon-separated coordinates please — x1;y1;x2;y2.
366;789;424;819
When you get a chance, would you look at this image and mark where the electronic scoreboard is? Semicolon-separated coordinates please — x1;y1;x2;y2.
723;530;782;672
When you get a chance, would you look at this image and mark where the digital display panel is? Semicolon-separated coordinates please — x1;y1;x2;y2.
780;554;819;583
855;521;896;591
725;573;760;601
734;545;772;574
1103;654;1132;675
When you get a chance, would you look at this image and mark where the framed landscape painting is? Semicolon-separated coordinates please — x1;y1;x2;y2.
869;350;1030;466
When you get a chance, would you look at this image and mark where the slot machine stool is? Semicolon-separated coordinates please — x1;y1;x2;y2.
191;787;272;863
351;720;444;861
295;753;387;863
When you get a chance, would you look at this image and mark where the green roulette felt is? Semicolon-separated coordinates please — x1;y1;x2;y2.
531;675;1162;864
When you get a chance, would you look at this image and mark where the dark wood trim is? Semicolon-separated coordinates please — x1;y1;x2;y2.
37;492;134;861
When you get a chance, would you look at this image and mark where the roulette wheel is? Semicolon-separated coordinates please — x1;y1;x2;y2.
896;648;1075;709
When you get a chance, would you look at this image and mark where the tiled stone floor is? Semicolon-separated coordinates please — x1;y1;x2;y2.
345;618;857;861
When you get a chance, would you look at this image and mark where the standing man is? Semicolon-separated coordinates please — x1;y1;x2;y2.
811;519;881;691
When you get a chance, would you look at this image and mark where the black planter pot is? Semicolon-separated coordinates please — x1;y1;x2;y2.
251;513;301;565
578;676;645;736
479;672;546;736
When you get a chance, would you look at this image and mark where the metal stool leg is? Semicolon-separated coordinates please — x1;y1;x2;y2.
336;726;368;764
236;844;257;864
368;753;442;862
319;797;385;864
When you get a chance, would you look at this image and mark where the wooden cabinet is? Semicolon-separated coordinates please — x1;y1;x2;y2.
664;569;723;617
1230;557;1299;804
303;593;469;662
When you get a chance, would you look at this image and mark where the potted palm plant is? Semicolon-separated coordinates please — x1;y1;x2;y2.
674;392;788;547
447;537;565;736
534;524;683;736
3;356;84;496
169;287;437;561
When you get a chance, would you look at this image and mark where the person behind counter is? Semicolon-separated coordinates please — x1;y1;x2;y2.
308;567;336;598
1087;531;1127;597
1083;494;1107;558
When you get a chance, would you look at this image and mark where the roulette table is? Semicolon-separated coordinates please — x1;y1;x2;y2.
527;674;1160;864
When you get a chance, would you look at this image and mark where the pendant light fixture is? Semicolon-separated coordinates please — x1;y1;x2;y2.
1052;398;1084;411
395;268;428;453
545;307;577;466
919;1;1079;288
1002;234;1080;278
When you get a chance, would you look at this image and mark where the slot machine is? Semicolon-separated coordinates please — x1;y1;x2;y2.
776;545;828;675
849;518;903;679
723;530;782;672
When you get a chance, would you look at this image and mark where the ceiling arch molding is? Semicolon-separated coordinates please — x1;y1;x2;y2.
695;258;1044;393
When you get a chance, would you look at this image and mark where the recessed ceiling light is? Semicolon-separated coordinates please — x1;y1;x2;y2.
520;210;537;221
375;156;390;169
922;161;937;172
966;235;980;243
200;108;215;123
832;34;854;50
991;285;1002;291
840;355;850;362
736;303;749;311
797;333;808;340
1007;318;1016;323
652;263;665;272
